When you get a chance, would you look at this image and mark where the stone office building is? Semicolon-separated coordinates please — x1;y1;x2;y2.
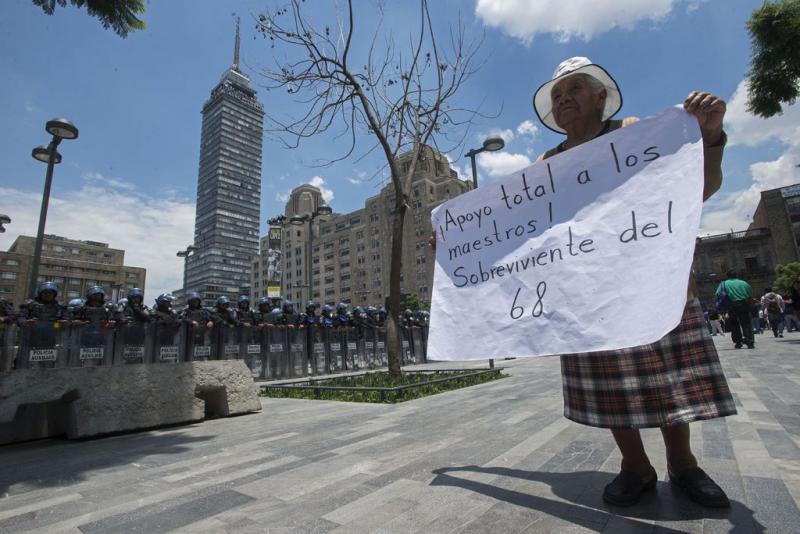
749;183;800;266
267;146;472;307
0;235;146;307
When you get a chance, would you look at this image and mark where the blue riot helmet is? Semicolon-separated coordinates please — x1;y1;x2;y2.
155;293;174;309
320;304;332;315
67;298;84;313
258;297;271;311
117;297;128;307
38;281;59;299
403;309;413;318
366;306;377;316
377;307;387;317
336;302;348;313
216;296;230;308
282;299;295;314
352;306;363;316
306;301;317;312
271;307;282;318
86;285;105;303
415;310;425;319
127;287;144;304
187;292;202;308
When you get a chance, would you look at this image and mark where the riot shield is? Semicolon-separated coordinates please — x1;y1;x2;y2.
328;328;345;372
400;327;414;366
185;322;216;361
241;324;264;379
16;321;68;369
364;326;378;369
217;324;241;361
69;323;114;367
113;321;149;364
410;327;424;364
266;326;288;379
308;325;328;375
343;327;362;370
287;326;308;378
421;325;429;361
375;327;388;368
0;322;18;372
152;320;182;363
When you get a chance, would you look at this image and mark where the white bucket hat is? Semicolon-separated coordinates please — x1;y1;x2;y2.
533;56;622;134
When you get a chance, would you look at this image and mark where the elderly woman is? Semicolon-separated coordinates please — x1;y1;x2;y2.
532;57;736;508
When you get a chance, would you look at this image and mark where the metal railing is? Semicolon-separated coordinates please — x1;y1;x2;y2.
0;322;429;379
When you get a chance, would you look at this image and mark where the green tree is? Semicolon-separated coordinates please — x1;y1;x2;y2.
405;294;429;312
773;261;800;295
745;0;800;118
32;0;146;38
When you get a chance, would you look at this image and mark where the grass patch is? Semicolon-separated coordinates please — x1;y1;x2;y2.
260;369;506;403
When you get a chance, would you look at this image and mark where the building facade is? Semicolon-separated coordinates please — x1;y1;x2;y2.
0;235;146;306
749;183;800;266
692;228;776;309
183;21;265;308
266;146;472;307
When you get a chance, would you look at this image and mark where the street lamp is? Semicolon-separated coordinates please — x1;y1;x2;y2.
0;214;10;233
289;204;332;304
465;136;505;189
177;245;198;295
27;118;79;299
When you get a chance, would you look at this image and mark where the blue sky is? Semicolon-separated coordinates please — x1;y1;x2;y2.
1;0;798;297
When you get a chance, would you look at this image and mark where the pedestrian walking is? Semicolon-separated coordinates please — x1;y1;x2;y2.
761;288;785;338
708;309;724;336
715;270;754;349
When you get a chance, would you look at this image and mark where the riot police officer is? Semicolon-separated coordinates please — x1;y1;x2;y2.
255;297;274;327
20;281;65;323
364;306;378;327
334;302;350;327
349;306;369;328
151;293;178;323
320;304;334;327
416;310;430;327
301;301;319;327
279;299;301;326
236;295;256;326
400;309;414;327
66;298;85;320
181;292;213;329
118;287;151;324
74;286;115;325
0;298;17;324
376;307;387;327
213;296;239;327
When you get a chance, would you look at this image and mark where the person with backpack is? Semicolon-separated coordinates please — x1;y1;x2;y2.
715;270;754;349
761;288;785;338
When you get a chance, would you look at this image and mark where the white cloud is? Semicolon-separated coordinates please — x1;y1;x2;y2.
516;120;539;137
699;82;800;235
475;0;678;42
347;171;369;185
0;182;195;300
83;171;136;191
276;191;290;202
724;80;800;147
309;175;335;203
486;128;514;144
477;151;532;178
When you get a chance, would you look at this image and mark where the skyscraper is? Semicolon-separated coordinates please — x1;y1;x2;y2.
184;19;265;308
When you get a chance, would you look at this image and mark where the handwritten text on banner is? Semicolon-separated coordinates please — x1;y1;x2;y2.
428;107;704;360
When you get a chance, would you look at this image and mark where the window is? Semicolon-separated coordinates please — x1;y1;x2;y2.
71;248;80;255
325;276;335;284
0;272;17;280
4;259;19;266
51;245;65;252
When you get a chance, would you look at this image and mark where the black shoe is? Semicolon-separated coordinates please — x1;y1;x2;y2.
747;344;755;349
734;343;742;349
669;466;730;508
603;466;657;506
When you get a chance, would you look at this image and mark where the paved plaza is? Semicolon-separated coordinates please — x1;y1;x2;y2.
2;334;800;533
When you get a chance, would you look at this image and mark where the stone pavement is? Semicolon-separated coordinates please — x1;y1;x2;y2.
1;333;800;533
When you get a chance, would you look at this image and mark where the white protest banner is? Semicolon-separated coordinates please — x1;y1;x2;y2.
429;107;704;360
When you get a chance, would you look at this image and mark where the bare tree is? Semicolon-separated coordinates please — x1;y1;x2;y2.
255;0;486;377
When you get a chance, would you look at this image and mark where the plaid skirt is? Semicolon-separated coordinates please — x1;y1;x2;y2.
560;300;737;429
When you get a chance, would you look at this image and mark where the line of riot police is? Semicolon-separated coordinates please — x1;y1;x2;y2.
0;282;430;376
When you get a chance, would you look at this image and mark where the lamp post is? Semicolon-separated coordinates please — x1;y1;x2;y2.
177;245;198;296
289;204;332;304
0;215;10;233
28;118;79;299
465;136;505;189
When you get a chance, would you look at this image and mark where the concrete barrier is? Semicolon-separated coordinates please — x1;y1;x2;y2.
0;360;261;444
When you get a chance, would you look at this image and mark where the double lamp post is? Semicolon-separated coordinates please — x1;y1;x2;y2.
289;204;332;305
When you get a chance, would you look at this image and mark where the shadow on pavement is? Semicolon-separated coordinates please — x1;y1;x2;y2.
430;465;764;533
0;426;213;497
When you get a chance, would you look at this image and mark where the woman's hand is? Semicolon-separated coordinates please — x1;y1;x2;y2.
684;91;726;146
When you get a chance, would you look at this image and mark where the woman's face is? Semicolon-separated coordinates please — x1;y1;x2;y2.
550;74;606;131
